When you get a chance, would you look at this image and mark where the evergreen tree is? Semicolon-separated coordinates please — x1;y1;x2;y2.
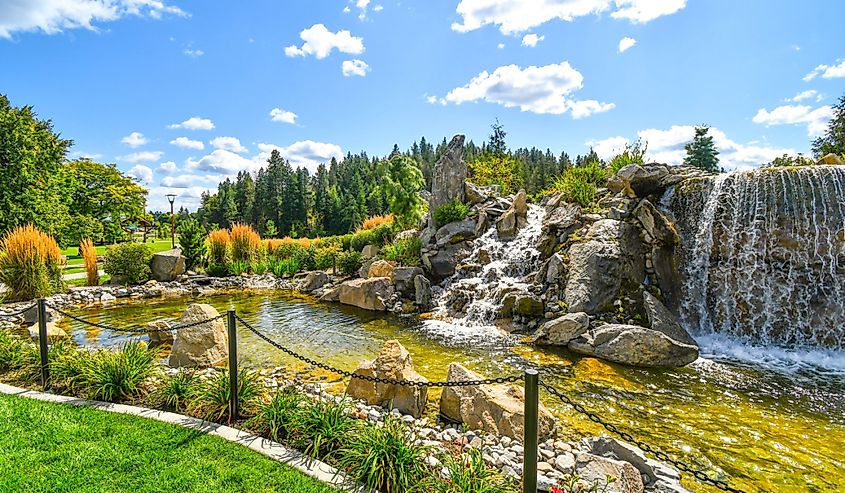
380;153;425;227
684;126;720;172
177;219;205;270
812;93;845;158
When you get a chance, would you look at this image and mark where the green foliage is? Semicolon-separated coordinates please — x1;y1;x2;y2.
103;242;153;285
812;93;845;158
607;139;647;175
291;396;358;460
53;342;156;402
189;368;263;423
247;386;308;442
251;260;270;275
427;447;517;493
551;160;609;208
765;153;817;167
206;263;229;277
434;199;472;226
380;236;422;266
0;330;37;373
264;219;278;238
60;215;104;247
229;260;251;276
314;245;341;270
337;251;363;276
350;222;395;252
551;474;617;493
176;219;206;270
469;154;524;196
684;126;720;172
338;415;430;493
151;370;197;411
272;257;301;278
380;153;426;227
293;245;317;271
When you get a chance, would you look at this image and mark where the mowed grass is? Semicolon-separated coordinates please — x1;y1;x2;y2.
0;394;339;493
62;239;177;268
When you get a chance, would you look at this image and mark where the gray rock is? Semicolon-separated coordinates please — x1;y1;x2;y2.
465;182;500;204
568;324;699;367
169;304;228;368
414;275;432;309
633;200;680;246
22;305;61;325
361;244;380;259
27;322;68;341
151;249;186;282
574;452;645;493
435;218;477;247
429;135;468;229
359;258;374;279
495;208;517;238
532;312;590;345
297;271;329;293
146;319;174;348
346;340;428;418
421;242;468;281
513;189;528;224
331;277;395;311
642;291;697;346
392;267;423;298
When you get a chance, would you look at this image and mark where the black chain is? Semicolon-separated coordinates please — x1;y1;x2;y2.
236;315;522;388
0;303;38;318
49;304;224;334
539;381;745;493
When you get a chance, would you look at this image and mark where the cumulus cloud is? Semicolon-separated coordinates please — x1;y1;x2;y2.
157;161;177;173
183;47;204;57
521;33;544;47
147;186;208;212
121;131;147;148
0;0;187;39
752;104;833;137
257;141;343;174
167;116;215;130
618;36;636;53
789;89;817;102
342;59;370;77
270;107;298;124
497;42;505;49
170;136;204;150
209;136;247;153
452;0;685;34
586;136;630;160
185;149;257;174
160;174;215;188
118;150;163;163
284;24;364;59
442;61;614;118
803;58;845;81
127;164;153;185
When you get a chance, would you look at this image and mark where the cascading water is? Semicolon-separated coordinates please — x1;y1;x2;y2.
669;166;845;350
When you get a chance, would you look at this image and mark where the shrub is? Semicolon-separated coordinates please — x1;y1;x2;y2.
427;447;517;493
230;260;251;276
551;474;617;493
607;139;647;176
177;219;206;270
434;199;472;226
360;214;394;231
151;370;197;411
189;368;263;423
230;223;261;264
103;242;153;285
337;251;363;276
551;160;609;208
70;342;156;402
247;386;308;442
314;245;341;270
80;238;99;286
468;153;524;195
0;225;64;301
316;234;353;251
338;415;430;493
380;236;422;266
207;229;230;265
0;330;37;373
292;397;358;460
267;237;312;260
350;223;394;252
271;258;300;278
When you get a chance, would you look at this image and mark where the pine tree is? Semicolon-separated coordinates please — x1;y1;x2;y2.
684;126;720;172
812;93;845;158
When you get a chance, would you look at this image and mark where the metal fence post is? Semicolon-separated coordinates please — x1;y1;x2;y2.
523;369;539;493
227;309;239;422
36;299;50;390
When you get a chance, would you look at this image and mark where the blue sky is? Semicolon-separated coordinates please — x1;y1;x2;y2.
1;0;843;211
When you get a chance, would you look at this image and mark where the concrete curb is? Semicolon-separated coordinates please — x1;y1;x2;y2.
0;382;372;493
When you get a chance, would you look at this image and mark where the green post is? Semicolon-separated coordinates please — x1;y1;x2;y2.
227;309;239;422
37;299;50;390
523;369;539;493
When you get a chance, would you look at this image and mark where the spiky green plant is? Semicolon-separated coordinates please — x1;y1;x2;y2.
76;342;155;402
427;447;518;493
188;368;263;423
292;396;358;460
151;370;198;411
246;386;308;442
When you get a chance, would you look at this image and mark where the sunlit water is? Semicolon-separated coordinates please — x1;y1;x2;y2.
60;291;845;492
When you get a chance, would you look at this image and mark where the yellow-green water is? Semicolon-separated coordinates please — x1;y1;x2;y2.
60;291;845;493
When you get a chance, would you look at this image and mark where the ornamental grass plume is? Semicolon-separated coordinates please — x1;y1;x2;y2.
207;228;230;266
0;224;64;300
359;214;394;231
80;238;99;286
229;223;261;264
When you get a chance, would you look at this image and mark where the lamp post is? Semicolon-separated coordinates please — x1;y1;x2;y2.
166;194;177;249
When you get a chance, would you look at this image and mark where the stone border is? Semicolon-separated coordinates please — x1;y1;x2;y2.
0;382;372;493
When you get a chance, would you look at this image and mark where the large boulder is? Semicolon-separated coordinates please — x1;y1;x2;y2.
391;267;423;298
531;312;590;345
543;202;581;233
22;305;61;325
633;200;680;246
465;182;500;204
168;304;227;368
500;290;544;318
331;277;395;311
568;324;699;367
368;260;396;279
435;218;477;247
421;242;469;281
495;208;517;238
151;249;186;282
361;244;380;260
641;291;697;346
146;319;174;348
608;164;672;198
565;220;644;314
818;153;844;165
346;340;428;417
579;437;686;492
27;322;68;341
429;135;467;229
414;274;433;310
513;189;528;225
439;363;555;440
574;453;645;493
298;271;329;293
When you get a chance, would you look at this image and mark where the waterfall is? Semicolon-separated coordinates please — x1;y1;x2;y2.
671;166;845;350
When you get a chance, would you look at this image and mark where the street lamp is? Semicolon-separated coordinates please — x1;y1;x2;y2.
166;194;177;249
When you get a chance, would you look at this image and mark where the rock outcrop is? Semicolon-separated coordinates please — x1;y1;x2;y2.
439;363;555;440
531;312;590;345
435;218;477;246
146;319;174;348
568;323;698;367
414;274;433;310
346;340;428;418
321;277;395;311
168;304;227;368
367;260;396;279
297;271;329;293
429;135;467;229
391;267;423;298
27;322;68;341
151;249;187;282
573;453;645;493
641;291;697;346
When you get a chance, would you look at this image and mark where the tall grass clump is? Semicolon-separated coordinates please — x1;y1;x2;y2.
247;386;308;442
434;199;472;226
607;139;647;176
360;214;394;231
207;228;230;276
380;236;422;266
552;160;609;208
426;447;517;493
0;225;64;300
292;397;358;460
71;342;155;402
338;416;430;493
349;222;395;252
230;223;261;265
151;370;197;411
0;330;38;373
80;238;99;286
189;368;263;423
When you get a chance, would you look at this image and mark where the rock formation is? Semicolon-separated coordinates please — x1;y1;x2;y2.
151;249;187;282
346;340;428;418
168;304;227;368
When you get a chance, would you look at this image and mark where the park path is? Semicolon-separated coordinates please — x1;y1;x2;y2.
63;270;105;281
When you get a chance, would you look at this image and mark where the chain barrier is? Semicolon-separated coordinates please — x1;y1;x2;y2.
539;381;745;493
48;304;224;334
0;303;38;318
236;314;522;388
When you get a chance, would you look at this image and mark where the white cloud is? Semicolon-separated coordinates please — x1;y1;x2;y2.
497;42;505;49
147;185;208;212
521;33;544;47
343;6;351;13
342;59;370;77
160;174;214;188
618;36;636;53
183;47;204;57
0;0;187;39
157;161;177;173
443;61;614;118
426;95;438;104
284;24;364;59
452;0;685;34
270;107;298;124
257;141;343;174
209;136;247;153
373;5;383;11
167;116;215;130
185;149;257;174
127;164;153;185
170;136;204;150
803;59;845;81
752;104;833;137
789;89;817;102
118;150;163;163
586;136;629;160
121;131;147;148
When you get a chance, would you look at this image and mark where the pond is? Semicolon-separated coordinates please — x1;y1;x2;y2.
59;291;845;493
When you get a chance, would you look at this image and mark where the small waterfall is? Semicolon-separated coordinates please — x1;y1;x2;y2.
432;205;546;328
671;166;845;350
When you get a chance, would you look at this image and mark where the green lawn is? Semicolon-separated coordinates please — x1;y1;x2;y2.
62;239;177;267
0;394;338;493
